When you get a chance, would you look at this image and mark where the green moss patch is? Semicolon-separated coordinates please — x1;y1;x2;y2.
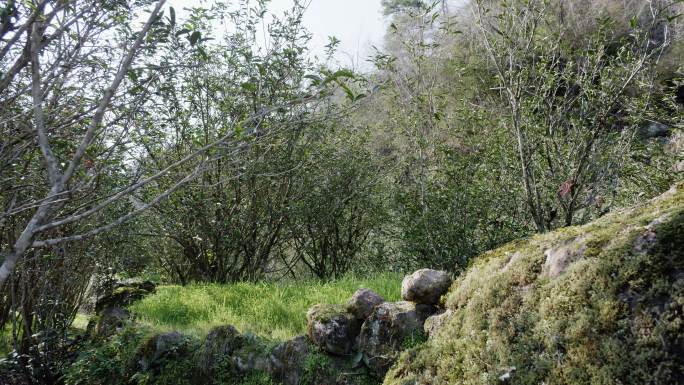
385;183;684;385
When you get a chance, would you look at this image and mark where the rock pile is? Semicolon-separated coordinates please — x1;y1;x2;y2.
305;268;453;377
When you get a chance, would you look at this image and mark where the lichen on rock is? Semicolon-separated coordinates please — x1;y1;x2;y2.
358;301;433;377
307;304;361;355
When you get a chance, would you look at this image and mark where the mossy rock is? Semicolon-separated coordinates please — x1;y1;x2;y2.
384;183;684;385
358;301;433;378
95;281;156;313
307;304;361;355
129;332;194;375
93;306;131;339
193;325;244;374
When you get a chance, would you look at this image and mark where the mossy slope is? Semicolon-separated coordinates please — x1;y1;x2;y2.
385;183;684;385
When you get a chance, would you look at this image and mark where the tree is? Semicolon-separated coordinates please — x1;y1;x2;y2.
287;127;385;279
102;2;362;283
0;0;340;287
0;0;171;287
472;0;680;231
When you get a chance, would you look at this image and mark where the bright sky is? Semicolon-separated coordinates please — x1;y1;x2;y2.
265;0;387;69
168;0;387;70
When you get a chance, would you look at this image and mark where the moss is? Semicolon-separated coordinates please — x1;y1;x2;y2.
307;304;349;323
385;183;684;385
95;286;153;312
239;371;275;385
400;330;427;350
301;349;334;385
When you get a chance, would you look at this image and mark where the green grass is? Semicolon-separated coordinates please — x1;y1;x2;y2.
0;313;91;356
0;324;12;356
129;273;402;341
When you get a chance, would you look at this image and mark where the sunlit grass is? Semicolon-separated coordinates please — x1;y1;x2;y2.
0;324;11;356
129;273;402;341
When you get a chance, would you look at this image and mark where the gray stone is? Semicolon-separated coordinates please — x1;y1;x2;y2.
195;325;243;373
424;309;453;338
233;345;271;373
95;307;130;338
401;269;452;305
269;336;310;385
132;332;188;372
306;304;360;355
346;288;385;320
357;301;433;377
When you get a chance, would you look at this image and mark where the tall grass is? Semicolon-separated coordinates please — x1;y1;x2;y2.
0;325;11;356
129;273;402;341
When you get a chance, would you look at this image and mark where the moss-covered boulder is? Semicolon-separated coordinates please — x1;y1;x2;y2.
307;304;361;356
385;183;684;385
95;281;156;313
347;288;385;320
269;336;311;385
94;306;131;339
193;325;243;375
232;334;273;374
358;301;433;377
129;332;192;374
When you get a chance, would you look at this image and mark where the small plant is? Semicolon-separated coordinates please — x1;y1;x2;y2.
401;331;427;350
62;327;149;385
240;371;275;385
301;349;334;385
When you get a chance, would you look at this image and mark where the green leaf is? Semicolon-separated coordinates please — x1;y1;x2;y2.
175;28;191;36
339;82;355;101
304;74;322;86
188;31;201;46
322;69;355;85
241;82;258;92
169;7;176;27
630;16;638;29
666;13;682;22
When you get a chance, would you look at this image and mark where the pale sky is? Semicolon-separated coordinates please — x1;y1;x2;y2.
265;0;387;69
168;0;388;70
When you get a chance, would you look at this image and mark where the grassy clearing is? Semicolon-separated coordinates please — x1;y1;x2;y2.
129;272;402;341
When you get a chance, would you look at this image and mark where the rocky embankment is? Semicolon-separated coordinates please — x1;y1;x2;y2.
385;183;684;385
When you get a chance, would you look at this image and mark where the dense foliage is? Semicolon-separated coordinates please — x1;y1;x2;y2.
0;0;682;382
